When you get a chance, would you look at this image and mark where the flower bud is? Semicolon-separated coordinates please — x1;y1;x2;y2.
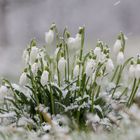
54;47;60;58
22;49;29;65
45;29;54;45
19;72;27;86
31;63;38;75
117;51;124;65
106;58;114;72
85;59;96;77
30;46;39;64
58;57;67;72
67;33;81;51
94;47;101;57
135;64;140;79
0;85;8;100
73;65;80;77
129;64;135;78
113;39;122;54
41;70;49;86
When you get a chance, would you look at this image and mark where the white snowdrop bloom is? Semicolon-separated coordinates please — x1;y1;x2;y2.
85;59;96;77
19;72;27;86
117;51;124;65
31;63;38;75
129;64;135;78
45;29;54;45
106;58;114;72
58;57;67;72
0;85;8;100
30;46;39;64
41;70;49;86
94;47;105;62
100;52;106;62
54;47;60;58
67;37;75;49
94;47;101;57
73;65;80;77
67;33;81;51
135;64;140;79
22;49;29;65
74;33;81;50
37;50;45;59
113;39;122;54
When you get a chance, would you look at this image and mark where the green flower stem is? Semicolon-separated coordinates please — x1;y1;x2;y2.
66;44;70;82
50;85;55;114
111;65;119;82
112;65;122;97
79;27;85;61
91;91;94;113
118;87;128;99
127;78;140;107
96;85;101;98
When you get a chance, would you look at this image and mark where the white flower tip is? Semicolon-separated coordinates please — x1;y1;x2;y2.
45;29;54;45
117;51;124;65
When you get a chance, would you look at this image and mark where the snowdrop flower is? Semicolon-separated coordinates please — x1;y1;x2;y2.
54;47;60;58
75;33;81;49
117;51;124;65
85;59;96;77
113;39;122;54
94;46;106;62
58;57;67;72
41;70;49;86
94;47;101;57
19;72;27;86
30;46;39;64
135;64;140;79
67;33;81;51
129;64;135;78
45;29;54;45
106;58;114;72
22;49;29;65
73;65;80;77
0;85;8;100
31;63;38;75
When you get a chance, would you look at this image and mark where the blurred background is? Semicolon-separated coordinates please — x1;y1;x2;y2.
0;0;140;79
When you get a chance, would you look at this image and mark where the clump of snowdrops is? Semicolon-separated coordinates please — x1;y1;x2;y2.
0;24;140;134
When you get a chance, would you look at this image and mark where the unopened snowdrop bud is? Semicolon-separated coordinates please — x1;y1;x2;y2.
106;58;114;72
0;85;8;100
58;57;67;72
0;85;8;94
73;65;80;77
94;47;101;57
113;39;122;54
67;33;81;51
54;47;60;58
30;46;39;64
19;72;27;86
31;63;38;75
85;59;96;77
74;33;81;50
135;64;140;79
41;70;49;86
45;29;54;45
129;63;135;78
117;51;124;65
67;37;76;50
22;49;29;65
